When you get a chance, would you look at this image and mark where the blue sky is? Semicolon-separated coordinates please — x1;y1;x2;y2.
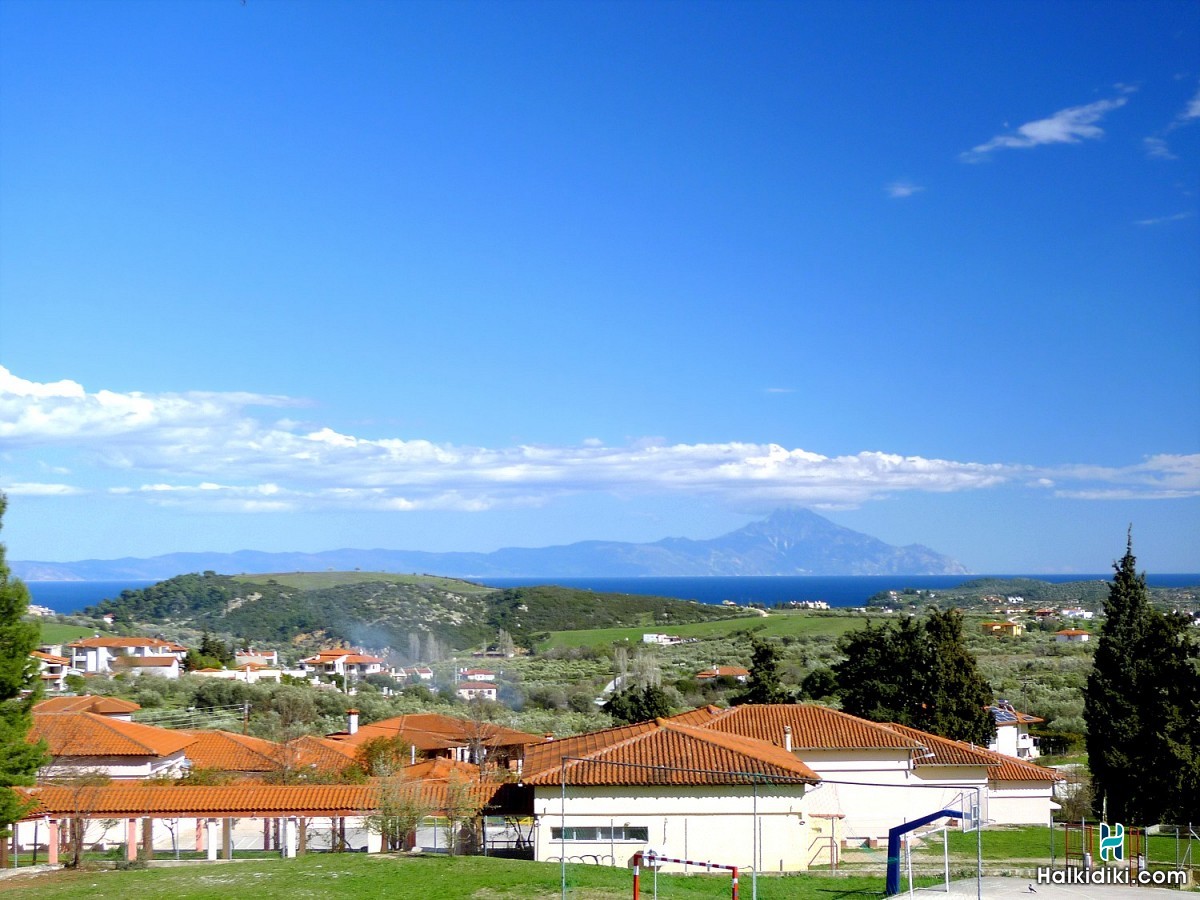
1;0;1197;574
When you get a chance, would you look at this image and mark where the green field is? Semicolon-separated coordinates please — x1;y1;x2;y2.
229;571;495;593
37;622;107;644
0;853;909;899
539;610;882;650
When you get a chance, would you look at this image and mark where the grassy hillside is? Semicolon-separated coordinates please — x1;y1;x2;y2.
81;573;747;654
539;609;881;650
230;571;494;593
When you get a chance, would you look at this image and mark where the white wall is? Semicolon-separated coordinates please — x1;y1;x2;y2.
532;784;813;873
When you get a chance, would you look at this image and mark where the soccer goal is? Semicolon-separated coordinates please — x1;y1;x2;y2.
632;850;741;900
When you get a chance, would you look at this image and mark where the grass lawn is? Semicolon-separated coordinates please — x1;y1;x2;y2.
936;826;1189;868
228;572;495;593
0;853;908;899
38;622;108;644
540;612;880;650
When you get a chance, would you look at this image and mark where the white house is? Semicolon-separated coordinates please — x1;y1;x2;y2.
1054;629;1091;643
695;665;750;683
30;651;78;693
517;717;824;872
191;663;282;684
67;636;188;676
67;636;188;675
987;703;1043;760
234;648;280;667
641;633;684;646
30;712;194;781
299;649;385;680
1060;608;1094;620
455;681;498;702
459;668;497;682
401;666;435;682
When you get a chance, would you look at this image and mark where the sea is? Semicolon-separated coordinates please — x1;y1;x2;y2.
25;573;1200;616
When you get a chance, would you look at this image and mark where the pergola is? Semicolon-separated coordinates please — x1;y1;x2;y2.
12;780;499;864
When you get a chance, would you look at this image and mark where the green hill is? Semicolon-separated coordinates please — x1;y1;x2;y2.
84;572;747;654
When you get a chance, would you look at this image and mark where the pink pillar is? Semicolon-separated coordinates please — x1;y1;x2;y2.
46;821;59;866
195;818;205;853
125;819;138;861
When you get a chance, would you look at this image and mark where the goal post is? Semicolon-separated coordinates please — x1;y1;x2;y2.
632;850;740;900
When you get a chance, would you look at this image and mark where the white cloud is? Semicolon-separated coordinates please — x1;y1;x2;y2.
1143;136;1178;160
886;180;924;198
1181;84;1200;121
0;482;85;496
2;367;1195;513
1133;211;1194;226
962;96;1127;162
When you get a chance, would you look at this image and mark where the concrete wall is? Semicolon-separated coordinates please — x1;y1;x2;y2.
532;784;812;873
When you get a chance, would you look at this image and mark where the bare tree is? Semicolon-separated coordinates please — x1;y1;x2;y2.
364;772;432;852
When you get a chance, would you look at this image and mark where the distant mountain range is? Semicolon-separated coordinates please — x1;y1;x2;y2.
13;508;969;581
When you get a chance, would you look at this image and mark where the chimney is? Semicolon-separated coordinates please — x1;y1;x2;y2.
347;708;359;735
784;725;793;753
410;745;416;765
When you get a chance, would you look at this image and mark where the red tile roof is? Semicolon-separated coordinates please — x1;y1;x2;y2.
31;651;70;665
33;695;141;716
16;779;503;818
31;712;194;758
67;637;183;649
678;704;925;751
113;656;178;667
696;666;750;679
522;719;819;787
180;730;285;773
880;723;1000;768
328;713;541;751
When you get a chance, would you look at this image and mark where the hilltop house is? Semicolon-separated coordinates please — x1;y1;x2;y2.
299;649;384;680
695;665;750;682
980;621;1024;637
30;650;78;693
67;636;188;676
987;703;1043;760
456;681;499;702
1054;629;1091;643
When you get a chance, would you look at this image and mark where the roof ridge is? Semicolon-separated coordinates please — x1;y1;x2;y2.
659;720;819;781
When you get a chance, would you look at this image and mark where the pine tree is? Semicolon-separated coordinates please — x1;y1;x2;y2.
922;609;995;746
732;638;793;705
832;609;994;744
0;494;49;837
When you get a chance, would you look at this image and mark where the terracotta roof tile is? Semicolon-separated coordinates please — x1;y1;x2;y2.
523;719;818;787
30;712;194;758
33;696;141;716
328;713;541;750
180;730;286;773
16;780;502;819
679;704;925;751
67;637;182;649
880;723;1000;768
31;651;70;664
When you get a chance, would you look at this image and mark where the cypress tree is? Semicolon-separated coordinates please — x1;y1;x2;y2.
1085;533;1152;822
0;495;49;837
1087;533;1200;823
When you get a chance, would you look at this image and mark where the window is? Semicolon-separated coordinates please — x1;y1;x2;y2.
551;826;649;842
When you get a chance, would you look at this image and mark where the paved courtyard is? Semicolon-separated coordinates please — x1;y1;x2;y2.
927;875;1193;899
